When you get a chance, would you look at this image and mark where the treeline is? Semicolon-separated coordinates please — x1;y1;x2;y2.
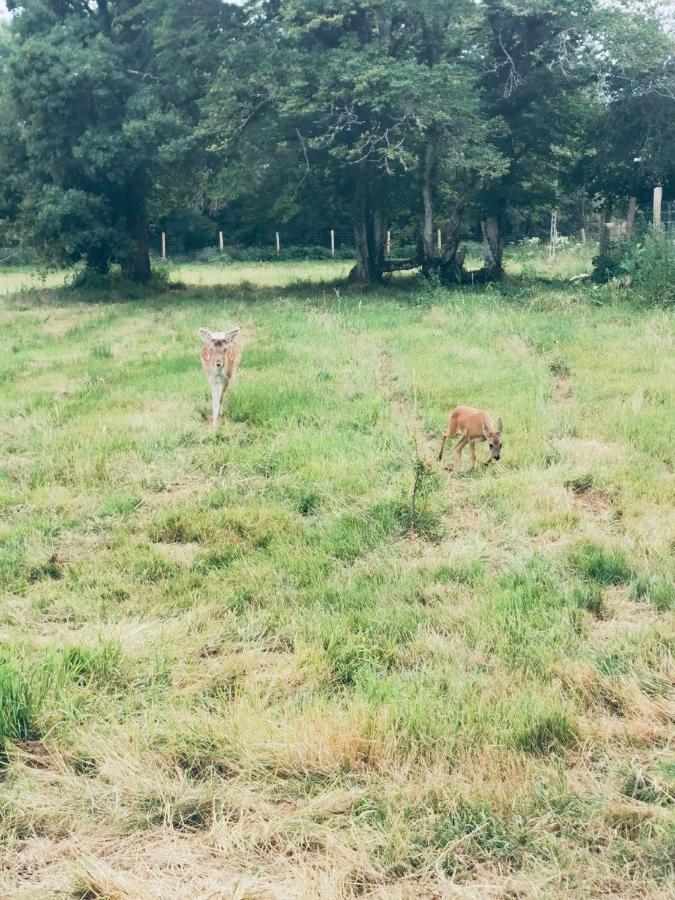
0;1;673;285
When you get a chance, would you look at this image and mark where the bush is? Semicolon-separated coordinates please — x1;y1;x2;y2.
622;231;674;305
0;245;37;267
592;231;675;305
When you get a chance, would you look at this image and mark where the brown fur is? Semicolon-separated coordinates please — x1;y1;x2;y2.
199;327;241;430
438;405;503;470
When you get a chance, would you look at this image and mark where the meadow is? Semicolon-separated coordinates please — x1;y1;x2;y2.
0;252;673;898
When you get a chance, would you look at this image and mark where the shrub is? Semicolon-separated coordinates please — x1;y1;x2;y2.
0;245;37;267
592;231;675;305
623;231;675;305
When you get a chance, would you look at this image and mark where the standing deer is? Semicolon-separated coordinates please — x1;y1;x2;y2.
438;405;503;471
199;326;240;430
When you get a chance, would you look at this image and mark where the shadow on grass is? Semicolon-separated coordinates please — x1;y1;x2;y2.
4;264;601;311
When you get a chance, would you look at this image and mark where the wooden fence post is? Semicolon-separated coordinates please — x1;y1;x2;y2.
653;186;662;229
437;228;442;252
580;227;586;243
161;232;166;260
219;231;224;252
330;229;335;257
386;230;391;254
275;231;280;255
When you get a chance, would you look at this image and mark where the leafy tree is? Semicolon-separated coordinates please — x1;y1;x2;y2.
578;3;675;213
474;0;597;279
1;0;233;280
203;0;501;285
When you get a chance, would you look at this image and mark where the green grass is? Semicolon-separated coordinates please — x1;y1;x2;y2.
0;253;673;897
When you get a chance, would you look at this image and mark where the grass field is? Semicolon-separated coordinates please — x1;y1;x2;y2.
0;255;673;898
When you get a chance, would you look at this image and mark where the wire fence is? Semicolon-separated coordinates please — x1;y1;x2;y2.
662;200;675;235
148;220;590;263
2;197;671;268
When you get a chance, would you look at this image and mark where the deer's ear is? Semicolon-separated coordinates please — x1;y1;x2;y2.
495;418;503;434
198;328;212;345
223;326;240;342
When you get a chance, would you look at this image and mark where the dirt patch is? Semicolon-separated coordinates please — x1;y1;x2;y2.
552;372;572;405
573;486;613;516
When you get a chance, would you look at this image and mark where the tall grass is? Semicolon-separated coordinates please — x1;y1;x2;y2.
0;256;673;897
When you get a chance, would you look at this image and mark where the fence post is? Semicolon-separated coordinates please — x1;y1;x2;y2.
330;229;335;257
219;231;224;252
386;230;391;255
437;228;442;252
161;231;166;260
653;186;662;230
275;231;280;255
549;211;557;261
580;227;586;243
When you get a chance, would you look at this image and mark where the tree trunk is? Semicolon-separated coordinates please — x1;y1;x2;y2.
480;214;504;281
439;205;466;284
420;133;439;272
372;205;385;278
348;177;385;286
122;202;151;282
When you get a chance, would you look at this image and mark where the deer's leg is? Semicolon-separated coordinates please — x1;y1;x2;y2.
454;435;468;471
470;441;477;467
439;417;458;462
218;383;227;421
211;382;224;430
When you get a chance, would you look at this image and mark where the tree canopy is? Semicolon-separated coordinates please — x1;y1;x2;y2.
0;0;673;283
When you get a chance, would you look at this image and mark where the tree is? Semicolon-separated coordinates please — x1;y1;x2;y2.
577;3;675;215
475;0;597;279
203;0;499;285
1;0;233;280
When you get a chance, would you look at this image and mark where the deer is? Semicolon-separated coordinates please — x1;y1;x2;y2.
198;326;241;430
438;405;503;471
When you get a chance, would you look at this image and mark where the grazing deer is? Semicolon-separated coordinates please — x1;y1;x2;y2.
438;405;503;470
199;326;240;430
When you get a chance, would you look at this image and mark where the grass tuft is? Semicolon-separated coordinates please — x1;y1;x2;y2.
568;540;633;585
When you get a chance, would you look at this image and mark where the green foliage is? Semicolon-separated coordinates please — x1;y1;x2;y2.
0;0;233;280
593;232;675;305
621;232;675;305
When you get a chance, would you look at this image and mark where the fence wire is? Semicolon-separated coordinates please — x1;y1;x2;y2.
662;200;675;234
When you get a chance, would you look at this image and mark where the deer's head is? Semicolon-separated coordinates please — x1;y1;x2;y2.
199;327;240;373
483;418;503;461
